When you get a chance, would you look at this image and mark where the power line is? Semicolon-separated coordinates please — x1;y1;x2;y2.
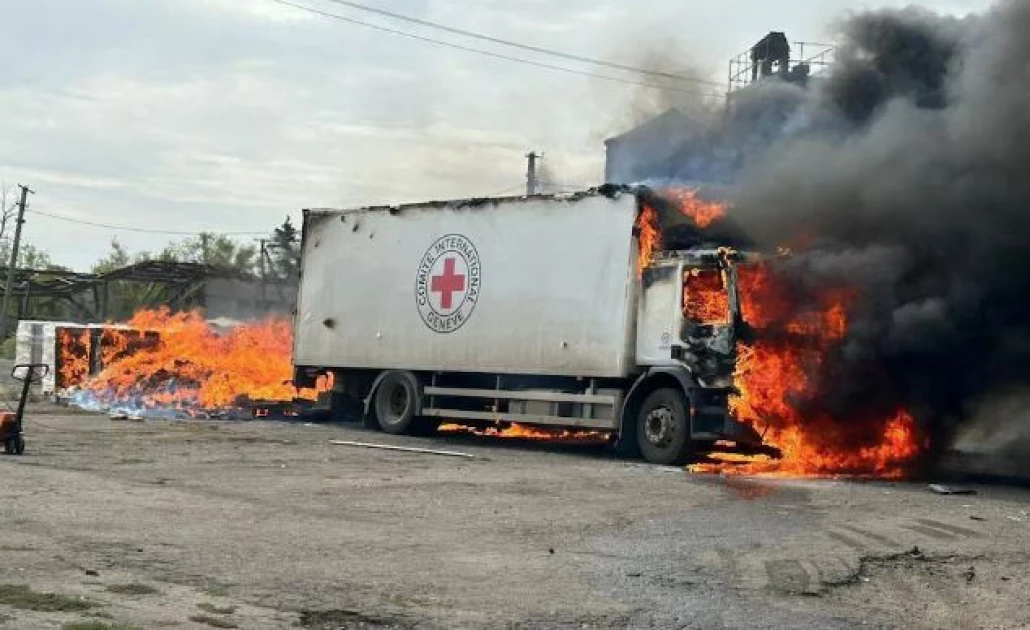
314;0;724;88
266;0;726;98
29;209;267;236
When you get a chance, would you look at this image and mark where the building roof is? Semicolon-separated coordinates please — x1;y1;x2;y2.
605;108;707;146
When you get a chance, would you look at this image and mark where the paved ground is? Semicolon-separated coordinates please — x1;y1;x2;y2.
0;406;1028;629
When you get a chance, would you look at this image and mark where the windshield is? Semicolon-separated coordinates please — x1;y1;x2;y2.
683;267;730;325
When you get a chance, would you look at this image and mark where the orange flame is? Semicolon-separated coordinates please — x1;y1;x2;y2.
79;308;322;412
57;328;91;389
688;261;922;478
662;188;728;228
683;268;729;324
438;422;605;442
635;204;660;274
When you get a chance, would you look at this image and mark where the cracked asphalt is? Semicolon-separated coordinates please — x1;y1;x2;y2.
0;405;1028;629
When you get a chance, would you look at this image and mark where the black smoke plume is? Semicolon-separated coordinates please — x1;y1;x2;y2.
720;0;1030;470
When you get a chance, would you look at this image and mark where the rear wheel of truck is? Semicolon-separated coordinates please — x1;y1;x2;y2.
637;388;694;466
373;372;420;435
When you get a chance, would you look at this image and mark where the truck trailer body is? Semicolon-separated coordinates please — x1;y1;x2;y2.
292;188;763;465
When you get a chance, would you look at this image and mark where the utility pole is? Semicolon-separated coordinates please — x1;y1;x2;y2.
526;151;543;196
258;238;268;307
0;185;33;339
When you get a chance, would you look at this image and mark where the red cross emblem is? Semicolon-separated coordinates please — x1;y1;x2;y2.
416;234;481;333
430;257;466;310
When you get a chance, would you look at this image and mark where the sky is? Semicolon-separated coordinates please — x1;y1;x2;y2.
0;0;994;270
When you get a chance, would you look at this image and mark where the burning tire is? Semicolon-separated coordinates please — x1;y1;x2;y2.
373;372;421;435
637;388;694;466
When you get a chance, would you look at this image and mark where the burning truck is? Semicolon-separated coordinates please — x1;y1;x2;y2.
292;186;774;465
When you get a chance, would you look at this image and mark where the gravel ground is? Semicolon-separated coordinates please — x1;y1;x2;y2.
0;405;1027;629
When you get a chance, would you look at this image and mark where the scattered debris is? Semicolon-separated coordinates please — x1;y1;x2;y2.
188;614;238;629
964;566;976;583
929;484;977;496
328;440;475;459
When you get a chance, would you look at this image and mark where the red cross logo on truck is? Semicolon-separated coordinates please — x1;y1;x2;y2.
416;234;481;334
431;258;466;310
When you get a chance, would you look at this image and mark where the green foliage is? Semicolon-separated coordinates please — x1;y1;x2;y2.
188;615;238;628
62;622;142;630
91;239;133;274
267;216;300;281
92;239;153;321
162;233;256;273
104;583;160;596
0;336;15;359
0;583;94;612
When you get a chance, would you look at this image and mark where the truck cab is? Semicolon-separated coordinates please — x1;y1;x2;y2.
625;248;763;464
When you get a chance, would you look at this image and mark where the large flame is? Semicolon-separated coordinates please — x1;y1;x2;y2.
57;328;91;390
690;262;922;478
70;308;321;415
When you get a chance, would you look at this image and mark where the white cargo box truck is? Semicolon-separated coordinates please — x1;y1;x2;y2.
292;187;764;465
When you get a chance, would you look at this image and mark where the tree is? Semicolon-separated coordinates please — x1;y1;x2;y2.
0;183;18;244
91;238;133;274
91;239;153;320
0;242;61;270
267;217;300;281
166;233;257;274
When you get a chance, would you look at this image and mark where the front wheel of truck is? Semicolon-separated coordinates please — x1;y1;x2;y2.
637;388;694;466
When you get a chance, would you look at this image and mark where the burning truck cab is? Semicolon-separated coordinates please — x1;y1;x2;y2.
633;248;765;462
292;186;768;465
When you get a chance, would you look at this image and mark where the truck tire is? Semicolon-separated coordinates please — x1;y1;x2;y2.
373;372;420;435
637;388;694;466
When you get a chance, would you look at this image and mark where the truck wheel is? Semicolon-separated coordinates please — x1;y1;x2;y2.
373;372;420;435
637;388;694;466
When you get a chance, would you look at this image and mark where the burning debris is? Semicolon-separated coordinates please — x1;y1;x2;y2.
62;308;325;419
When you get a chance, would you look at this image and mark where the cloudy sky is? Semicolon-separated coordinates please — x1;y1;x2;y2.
0;0;993;269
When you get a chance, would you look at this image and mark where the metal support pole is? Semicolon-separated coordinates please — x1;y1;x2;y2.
0;185;32;339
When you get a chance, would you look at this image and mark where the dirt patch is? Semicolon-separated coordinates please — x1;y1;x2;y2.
0;583;93;612
816;547;1030;629
299;609;414;629
197;602;237;615
188;614;239;628
105;583;161;596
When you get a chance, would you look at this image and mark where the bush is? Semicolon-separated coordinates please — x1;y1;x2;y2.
0;337;15;360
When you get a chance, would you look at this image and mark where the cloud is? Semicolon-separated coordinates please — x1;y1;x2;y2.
0;0;993;269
